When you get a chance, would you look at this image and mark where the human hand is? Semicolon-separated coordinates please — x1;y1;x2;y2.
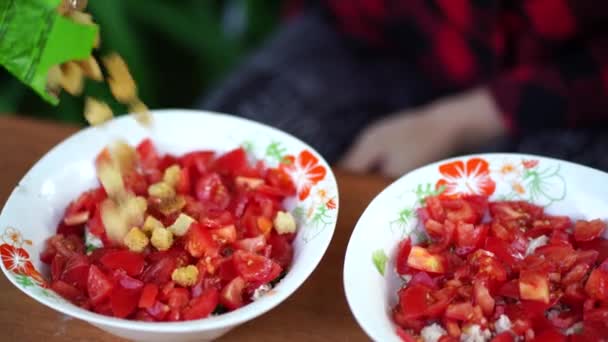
339;87;506;178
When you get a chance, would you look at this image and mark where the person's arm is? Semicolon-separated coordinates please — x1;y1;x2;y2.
339;87;506;177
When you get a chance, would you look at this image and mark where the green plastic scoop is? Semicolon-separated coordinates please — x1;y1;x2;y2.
0;0;98;104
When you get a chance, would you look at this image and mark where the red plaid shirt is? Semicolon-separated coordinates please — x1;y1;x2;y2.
326;0;608;134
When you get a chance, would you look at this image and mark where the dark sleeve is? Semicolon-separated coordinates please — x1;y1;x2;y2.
489;35;608;134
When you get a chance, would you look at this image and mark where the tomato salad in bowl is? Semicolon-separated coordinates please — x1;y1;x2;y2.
0;110;339;341
344;154;608;342
41;139;299;321
393;196;608;341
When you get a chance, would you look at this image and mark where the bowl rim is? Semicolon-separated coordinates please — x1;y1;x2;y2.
343;152;608;341
0;109;339;332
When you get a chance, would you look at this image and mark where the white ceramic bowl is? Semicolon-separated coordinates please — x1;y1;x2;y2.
344;154;608;341
0;110;339;341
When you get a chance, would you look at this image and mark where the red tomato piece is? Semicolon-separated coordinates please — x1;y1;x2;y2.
398;284;432;319
455;223;488;255
146;301;170;321
490;332;514;342
268;233;294;269
463;195;488;220
535;244;577;272
562;263;590;285
100;250;145;277
168;288;190;310
576;238;608;264
409;272;437;289
220;276;246;310
574;219;606;242
138;283;159;309
213;148;248;175
393;306;425;332
533;329;566;342
426;196;446;222
136;138;160;170
51;280;85;304
265;168;297;197
528;215;572;238
195;173;231;210
445;302;474;321
428;220;455;253
210;224;237;244
61;254;90;290
585;266;608;301
473;280;495;316
519;269;550;303
395;326;417;342
87;265;113;305
51;254;67;281
141;257;178;285
442;199;478;224
182;288;219;320
484;237;521;264
407;246;446;274
110;285;142;318
186;223;219;258
497;279;519;299
425;287;456;318
232;250;282;284
396;238;412;275
180;150;215;174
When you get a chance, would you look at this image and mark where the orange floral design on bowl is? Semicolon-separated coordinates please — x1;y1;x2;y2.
281;150;327;201
436;157;496;198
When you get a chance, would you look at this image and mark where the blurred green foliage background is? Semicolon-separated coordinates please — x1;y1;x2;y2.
0;0;282;124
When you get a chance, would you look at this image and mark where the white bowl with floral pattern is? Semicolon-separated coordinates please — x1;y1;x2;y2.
343;154;608;341
0;110;339;341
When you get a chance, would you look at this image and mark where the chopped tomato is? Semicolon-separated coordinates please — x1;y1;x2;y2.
232;250;282;284
442;199;478;224
45;140;299;322
61;254;90;290
396;238;413;275
180;150;215;175
138;283;158;309
490;332;513;342
445;302;474;321
185;223;219;258
473;280;495;316
100;250;145;277
110;285;142;318
455;223;487;255
213;148;248;175
267;233;294;269
210;224;237;244
585;266;608;301
426;196;446;222
87;265;113;305
533;329;566;342
136;138;160;170
51;280;85;304
195;173;231;210
407;246;446;274
398;284;432;319
167;288;190;310
519;269;550;303
574;219;606;242
484;237;521;264
265;168;297;197
428;220;455;253
182;288;219;320
220;276;246;310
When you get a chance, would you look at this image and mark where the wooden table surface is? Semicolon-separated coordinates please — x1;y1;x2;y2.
0;116;390;341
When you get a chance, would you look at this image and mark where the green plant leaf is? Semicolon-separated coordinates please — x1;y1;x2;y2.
372;249;388;276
